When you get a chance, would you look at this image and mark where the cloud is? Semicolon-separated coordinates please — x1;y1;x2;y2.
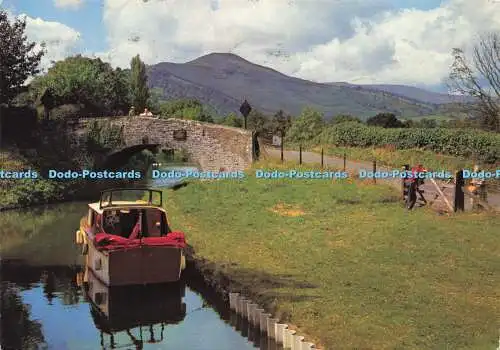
99;0;499;85
22;15;81;71
53;0;84;10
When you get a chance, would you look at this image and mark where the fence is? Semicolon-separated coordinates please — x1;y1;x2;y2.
229;292;318;349
277;146;495;213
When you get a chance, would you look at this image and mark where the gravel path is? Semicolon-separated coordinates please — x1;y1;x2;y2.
263;147;500;212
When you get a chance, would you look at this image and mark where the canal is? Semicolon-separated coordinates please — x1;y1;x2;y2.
0;162;282;350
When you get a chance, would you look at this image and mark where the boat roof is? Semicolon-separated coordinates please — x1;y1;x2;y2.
88;201;165;214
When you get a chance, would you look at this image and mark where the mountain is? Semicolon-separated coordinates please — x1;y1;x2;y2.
146;53;467;119
338;83;475;104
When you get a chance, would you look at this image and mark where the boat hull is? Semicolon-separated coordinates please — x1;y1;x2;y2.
87;242;184;286
78;230;185;286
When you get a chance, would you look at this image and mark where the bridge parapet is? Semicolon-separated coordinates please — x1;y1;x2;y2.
41;116;256;171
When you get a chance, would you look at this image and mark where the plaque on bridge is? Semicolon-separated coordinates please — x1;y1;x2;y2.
272;135;282;146
173;129;187;141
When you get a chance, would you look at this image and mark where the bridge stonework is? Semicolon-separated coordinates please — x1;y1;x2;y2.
66;116;256;171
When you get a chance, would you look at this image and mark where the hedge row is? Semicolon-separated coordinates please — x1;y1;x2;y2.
317;122;500;164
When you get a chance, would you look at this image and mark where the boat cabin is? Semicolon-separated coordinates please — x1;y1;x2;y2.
85;188;171;239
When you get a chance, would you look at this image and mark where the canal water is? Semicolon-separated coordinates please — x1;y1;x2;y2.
0;163;282;350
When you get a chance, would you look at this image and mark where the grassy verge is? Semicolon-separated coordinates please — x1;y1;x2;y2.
162;159;499;349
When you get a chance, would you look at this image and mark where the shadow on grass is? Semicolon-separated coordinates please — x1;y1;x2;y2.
185;245;320;321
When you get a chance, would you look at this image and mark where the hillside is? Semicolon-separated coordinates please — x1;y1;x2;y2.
340;83;475;104
146;53;464;119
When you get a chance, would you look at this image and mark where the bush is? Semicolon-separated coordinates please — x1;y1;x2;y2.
0;106;38;142
318;123;500;164
49;104;84;119
85;120;124;152
286;107;324;144
6;179;66;206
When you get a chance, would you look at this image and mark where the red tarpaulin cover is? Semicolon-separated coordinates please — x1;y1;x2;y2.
93;231;186;251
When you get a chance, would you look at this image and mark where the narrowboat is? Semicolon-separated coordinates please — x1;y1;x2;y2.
77;266;186;348
75;188;187;286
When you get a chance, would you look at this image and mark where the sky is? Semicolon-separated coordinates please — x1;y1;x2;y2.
1;0;500;92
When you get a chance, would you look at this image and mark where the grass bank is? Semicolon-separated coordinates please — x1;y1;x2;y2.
163;160;499;349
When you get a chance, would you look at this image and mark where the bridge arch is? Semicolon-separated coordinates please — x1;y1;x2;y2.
67;116;256;171
102;144;160;169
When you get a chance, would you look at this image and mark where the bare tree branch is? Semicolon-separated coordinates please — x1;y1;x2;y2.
448;32;500;131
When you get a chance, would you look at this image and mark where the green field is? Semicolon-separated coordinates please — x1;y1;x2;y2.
399;114;457;121
162;160;500;349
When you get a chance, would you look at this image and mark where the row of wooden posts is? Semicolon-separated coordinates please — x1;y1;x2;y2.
282;146;490;212
281;146;374;175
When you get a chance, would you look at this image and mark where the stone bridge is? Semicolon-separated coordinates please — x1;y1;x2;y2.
51;116;258;171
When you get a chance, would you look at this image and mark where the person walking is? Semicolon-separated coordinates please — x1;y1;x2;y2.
470;165;486;210
128;106;136;116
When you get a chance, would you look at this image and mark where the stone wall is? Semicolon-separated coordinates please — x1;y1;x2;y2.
61;116;255;171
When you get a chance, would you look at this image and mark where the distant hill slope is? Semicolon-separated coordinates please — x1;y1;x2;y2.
344;83;475;104
146;53;466;119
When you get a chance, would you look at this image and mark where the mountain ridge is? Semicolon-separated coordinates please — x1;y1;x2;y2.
146;52;468;119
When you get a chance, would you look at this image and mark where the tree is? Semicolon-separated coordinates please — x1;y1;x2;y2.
271;109;292;135
218;113;243;127
30;55;129;116
366;113;404;128
247;109;269;134
448;33;500;132
129;54;149;112
159;98;202;116
147;87;164;114
286;106;324;144
330;114;362;124
0;10;44;105
158;98;214;122
416;118;437;128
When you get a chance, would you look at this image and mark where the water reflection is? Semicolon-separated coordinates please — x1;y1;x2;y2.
0;202;281;350
1;278;47;350
148;163;199;188
80;267;186;349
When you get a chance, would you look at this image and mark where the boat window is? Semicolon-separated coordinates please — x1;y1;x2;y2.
145;209;164;237
101;208;169;238
102;209;140;238
103;210;122;236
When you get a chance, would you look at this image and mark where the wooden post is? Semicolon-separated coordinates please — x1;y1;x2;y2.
343;152;346;171
0;107;3;150
402;164;409;200
280;130;284;162
321;148;324;168
454;170;465;212
299;145;302;165
372;159;376;184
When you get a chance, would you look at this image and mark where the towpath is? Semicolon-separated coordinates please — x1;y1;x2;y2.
263;147;500;212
